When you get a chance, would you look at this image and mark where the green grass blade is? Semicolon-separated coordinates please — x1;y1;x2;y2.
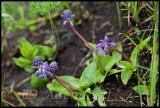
12;90;26;106
136;66;143;106
116;2;122;29
124;34;138;47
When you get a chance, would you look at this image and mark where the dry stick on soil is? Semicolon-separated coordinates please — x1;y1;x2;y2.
117;29;154;45
52;71;78;95
117;15;153;45
16;92;36;97
2;99;16;107
16;76;32;89
67;22;104;74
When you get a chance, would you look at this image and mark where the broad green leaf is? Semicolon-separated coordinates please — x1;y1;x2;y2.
112;44;122;56
80;59;97;89
47;82;73;97
87;86;107;106
30;45;39;59
31;74;48;89
139;36;151;49
86;95;93;106
94;68;122;83
18;38;33;58
120;61;136;70
133;85;148;95
13;57;33;68
106;69;122;77
121;67;134;85
24;68;34;73
130;36;151;65
73;92;88;106
47;76;81;97
101;55;112;72
101;44;122;73
47;76;90;106
116;62;126;68
94;69;107;83
57;76;81;90
38;45;56;57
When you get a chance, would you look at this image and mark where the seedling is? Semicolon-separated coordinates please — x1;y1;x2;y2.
13;37;56;89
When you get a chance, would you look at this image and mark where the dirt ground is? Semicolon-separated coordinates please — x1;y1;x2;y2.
1;2;153;106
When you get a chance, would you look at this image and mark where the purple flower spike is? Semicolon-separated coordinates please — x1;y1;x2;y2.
33;56;43;66
32;56;58;80
49;61;58;71
61;9;75;26
96;36;116;56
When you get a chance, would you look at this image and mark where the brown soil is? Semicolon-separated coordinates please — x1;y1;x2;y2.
1;2;153;106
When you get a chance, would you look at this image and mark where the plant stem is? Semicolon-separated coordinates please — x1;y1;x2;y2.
108;46;132;63
67;22;104;74
56;76;81;91
52;71;77;95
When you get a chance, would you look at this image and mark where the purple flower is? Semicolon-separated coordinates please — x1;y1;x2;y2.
32;56;58;79
49;61;58;71
33;56;43;66
61;9;75;26
96;36;116;56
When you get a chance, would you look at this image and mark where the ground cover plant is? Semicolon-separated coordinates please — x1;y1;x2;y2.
1;1;159;106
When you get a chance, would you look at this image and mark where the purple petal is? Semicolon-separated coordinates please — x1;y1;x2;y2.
70;21;74;26
71;15;75;18
109;41;116;47
104;36;109;42
32;66;37;69
63;21;67;25
35;70;40;75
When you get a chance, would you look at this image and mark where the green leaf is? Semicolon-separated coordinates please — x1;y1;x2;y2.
133;85;147;95
101;44;122;73
19;37;33;58
94;68;107;83
31;74;48;89
87;86;107;106
73;92;88;106
18;37;39;60
86;95;93;106
121;67;134;85
80;59;97;89
38;45;56;57
130;36;151;65
106;69;122;77
13;57;33;69
135;28;141;35
58;76;81;90
31;45;39;59
47;76;81;96
120;61;136;70
24;68;34;73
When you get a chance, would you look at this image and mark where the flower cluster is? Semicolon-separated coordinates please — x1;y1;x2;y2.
32;56;58;79
61;9;75;26
96;36;116;56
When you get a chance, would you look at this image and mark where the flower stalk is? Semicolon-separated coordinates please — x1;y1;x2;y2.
52;71;78;95
32;56;79;95
67;22;104;74
108;46;132;63
61;9;104;74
